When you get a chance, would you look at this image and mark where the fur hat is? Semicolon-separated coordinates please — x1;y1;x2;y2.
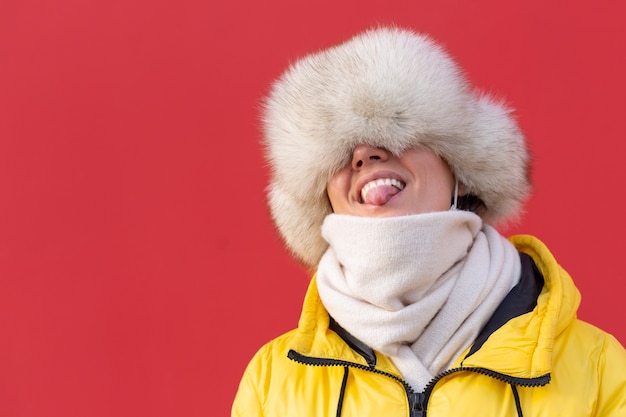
262;26;531;269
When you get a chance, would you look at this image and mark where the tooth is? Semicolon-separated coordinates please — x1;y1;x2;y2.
361;186;368;202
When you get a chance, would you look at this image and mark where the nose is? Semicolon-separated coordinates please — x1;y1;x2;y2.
351;145;389;169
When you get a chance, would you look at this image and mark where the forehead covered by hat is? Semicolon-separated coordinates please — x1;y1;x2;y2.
262;26;531;269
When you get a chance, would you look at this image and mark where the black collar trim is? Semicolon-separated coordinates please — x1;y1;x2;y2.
329;317;377;367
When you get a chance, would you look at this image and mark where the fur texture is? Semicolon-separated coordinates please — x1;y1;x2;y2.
262;26;531;269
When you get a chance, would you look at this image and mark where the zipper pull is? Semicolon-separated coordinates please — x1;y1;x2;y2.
408;392;426;417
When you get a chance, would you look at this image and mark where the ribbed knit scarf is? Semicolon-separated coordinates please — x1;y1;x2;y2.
316;210;520;392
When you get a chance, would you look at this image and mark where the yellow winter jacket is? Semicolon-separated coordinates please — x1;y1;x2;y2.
232;235;626;416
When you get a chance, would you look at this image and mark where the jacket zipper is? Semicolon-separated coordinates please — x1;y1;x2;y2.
288;350;424;416
416;367;550;417
423;366;550;392
407;391;426;417
288;349;550;417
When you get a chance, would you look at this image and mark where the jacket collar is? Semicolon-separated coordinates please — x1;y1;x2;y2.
289;277;392;370
460;235;581;378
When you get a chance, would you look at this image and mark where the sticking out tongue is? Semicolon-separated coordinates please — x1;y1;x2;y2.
364;185;400;206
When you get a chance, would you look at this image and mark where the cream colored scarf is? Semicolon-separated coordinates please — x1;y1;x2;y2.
316;210;520;392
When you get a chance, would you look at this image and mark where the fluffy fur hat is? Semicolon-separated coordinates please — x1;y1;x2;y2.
262;26;531;269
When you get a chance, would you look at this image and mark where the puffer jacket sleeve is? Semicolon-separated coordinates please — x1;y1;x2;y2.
596;333;626;416
231;344;268;417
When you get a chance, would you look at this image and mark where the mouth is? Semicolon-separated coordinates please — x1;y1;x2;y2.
359;177;406;205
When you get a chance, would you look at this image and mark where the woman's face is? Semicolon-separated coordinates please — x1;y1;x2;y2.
327;145;458;217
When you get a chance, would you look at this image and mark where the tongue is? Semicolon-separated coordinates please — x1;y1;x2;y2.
364;185;400;206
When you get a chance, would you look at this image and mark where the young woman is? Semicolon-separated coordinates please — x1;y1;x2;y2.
232;27;626;416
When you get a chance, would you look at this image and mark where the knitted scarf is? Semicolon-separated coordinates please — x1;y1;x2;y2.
316;210;520;391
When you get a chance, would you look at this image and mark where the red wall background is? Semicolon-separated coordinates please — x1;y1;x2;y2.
1;1;625;416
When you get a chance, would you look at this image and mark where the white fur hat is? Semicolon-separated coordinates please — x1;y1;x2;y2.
262;26;531;269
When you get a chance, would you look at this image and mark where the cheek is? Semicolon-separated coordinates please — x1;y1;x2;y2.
415;161;456;211
435;172;456;208
326;171;351;210
326;176;343;207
